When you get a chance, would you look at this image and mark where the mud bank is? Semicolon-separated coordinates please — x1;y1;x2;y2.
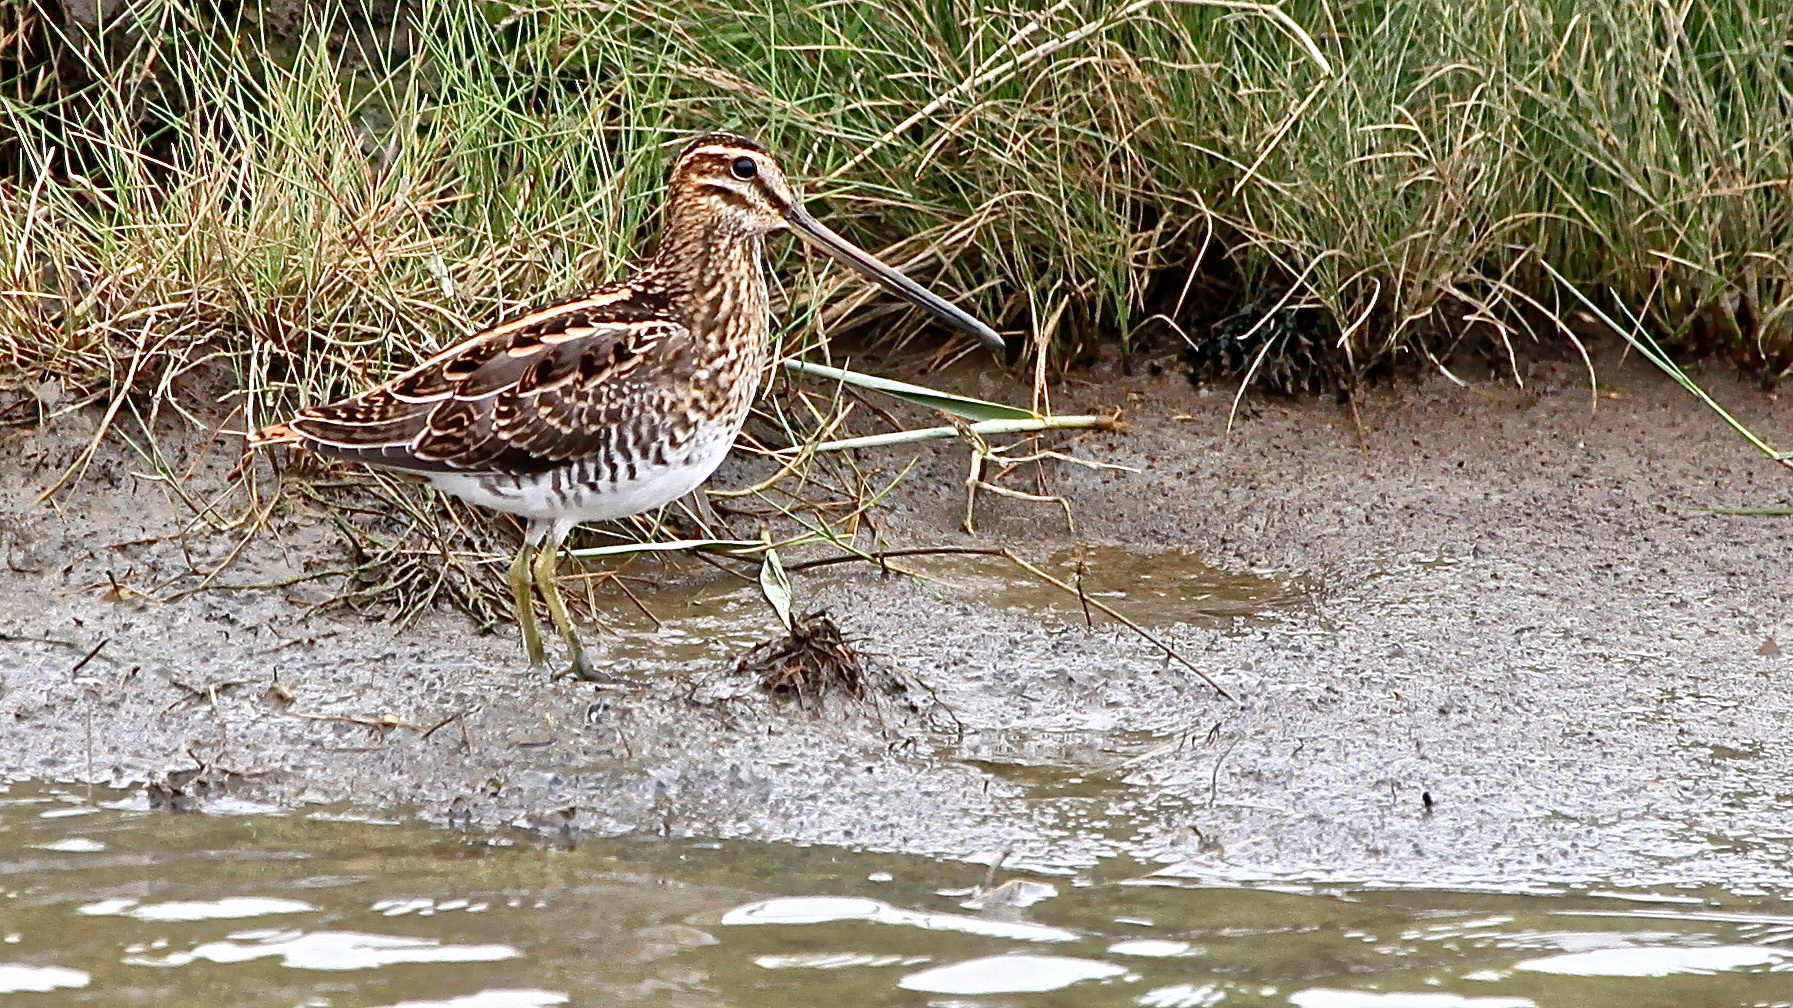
1;349;1789;888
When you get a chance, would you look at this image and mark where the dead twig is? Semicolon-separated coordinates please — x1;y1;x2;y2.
421;709;471;743
68;638;108;676
997;549;1235;701
289;711;430;730
783;546;1010;572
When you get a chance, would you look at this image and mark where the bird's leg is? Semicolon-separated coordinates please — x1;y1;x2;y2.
531;540;592;679
508;542;546;667
675;488;728;538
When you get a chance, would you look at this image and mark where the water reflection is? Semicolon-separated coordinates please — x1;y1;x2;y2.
558;545;1309;682
369;993;568;1008
79;896;315;921
125;929;521;970
899;546;1311;628
0;964;90;994
896;953;1134;993
2;782;1792;1005
721;895;1079;941
1286;993;1534;1008
1512;945;1787;977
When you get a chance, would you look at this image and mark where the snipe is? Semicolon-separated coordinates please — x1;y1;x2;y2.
253;133;1003;678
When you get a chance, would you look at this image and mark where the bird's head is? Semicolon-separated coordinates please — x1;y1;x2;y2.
671;133;799;234
668;132;1005;351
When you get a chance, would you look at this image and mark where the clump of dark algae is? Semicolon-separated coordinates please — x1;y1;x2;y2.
1183;289;1342;396
695;611;954;729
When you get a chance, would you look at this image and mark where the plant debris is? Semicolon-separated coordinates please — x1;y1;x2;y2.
731;611;921;716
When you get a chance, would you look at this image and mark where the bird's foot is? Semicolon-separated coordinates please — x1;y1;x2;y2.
554;653;635;686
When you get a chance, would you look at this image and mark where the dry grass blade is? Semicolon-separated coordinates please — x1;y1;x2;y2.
757;549;796;633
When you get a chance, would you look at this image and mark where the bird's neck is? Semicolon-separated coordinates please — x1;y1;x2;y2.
645;202;769;344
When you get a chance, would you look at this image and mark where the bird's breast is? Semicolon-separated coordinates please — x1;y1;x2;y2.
427;417;742;525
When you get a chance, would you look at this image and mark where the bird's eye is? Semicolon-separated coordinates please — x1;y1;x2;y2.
730;157;758;180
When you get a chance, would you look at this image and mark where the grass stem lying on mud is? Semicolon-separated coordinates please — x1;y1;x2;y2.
781;360;1037;422
780;356;1118;452
776;415;1118;455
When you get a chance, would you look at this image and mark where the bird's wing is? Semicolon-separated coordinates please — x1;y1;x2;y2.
257;290;685;475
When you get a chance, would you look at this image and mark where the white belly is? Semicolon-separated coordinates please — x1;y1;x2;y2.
424;426;736;537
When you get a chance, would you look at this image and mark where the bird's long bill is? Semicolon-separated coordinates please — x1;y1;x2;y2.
785;206;1005;351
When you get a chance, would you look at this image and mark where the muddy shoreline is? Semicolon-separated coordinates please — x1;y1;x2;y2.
2;349;1790;888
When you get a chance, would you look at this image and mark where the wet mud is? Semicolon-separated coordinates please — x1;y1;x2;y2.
1;348;1790;892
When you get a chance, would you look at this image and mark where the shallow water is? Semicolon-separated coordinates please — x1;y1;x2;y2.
897;547;1311;628
4;783;1791;1006
568;544;1304;680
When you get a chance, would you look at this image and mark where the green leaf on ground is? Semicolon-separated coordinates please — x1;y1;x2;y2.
758;548;795;632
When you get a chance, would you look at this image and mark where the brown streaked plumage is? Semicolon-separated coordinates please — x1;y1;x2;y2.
254;132;1004;678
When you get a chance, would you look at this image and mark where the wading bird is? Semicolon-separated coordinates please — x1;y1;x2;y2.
253;133;1004;678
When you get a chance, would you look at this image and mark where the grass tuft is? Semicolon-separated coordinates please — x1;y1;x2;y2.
2;0;1790;419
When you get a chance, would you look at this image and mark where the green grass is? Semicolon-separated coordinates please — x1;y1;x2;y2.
2;0;1791;430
